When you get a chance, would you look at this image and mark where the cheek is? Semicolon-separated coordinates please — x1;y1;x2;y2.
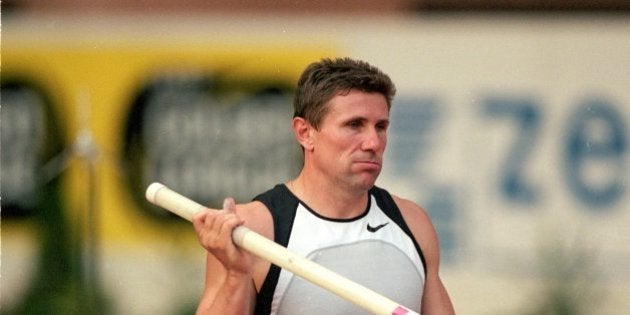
345;136;364;152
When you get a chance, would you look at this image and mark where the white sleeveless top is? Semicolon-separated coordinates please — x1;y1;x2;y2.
271;194;425;314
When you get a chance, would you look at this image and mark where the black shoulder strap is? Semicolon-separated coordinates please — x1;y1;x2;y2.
370;186;427;276
252;184;299;314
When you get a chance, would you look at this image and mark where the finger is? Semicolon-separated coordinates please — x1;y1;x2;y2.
193;207;213;223
192;208;210;231
216;216;239;245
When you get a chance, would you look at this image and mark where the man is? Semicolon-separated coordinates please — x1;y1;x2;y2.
192;57;455;314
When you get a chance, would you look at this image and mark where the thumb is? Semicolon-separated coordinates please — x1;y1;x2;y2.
223;197;236;213
222;197;245;227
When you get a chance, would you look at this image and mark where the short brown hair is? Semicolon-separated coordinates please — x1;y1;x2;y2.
293;57;396;129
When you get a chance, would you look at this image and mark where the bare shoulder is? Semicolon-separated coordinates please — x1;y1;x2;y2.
390;194;433;230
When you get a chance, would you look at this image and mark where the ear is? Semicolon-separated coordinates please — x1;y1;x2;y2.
292;117;315;151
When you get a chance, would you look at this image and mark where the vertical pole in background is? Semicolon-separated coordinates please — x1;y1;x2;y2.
75;89;101;311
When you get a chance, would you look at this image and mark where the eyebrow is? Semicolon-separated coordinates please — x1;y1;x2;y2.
342;116;390;125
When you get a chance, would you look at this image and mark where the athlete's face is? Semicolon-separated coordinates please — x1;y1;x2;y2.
311;89;389;190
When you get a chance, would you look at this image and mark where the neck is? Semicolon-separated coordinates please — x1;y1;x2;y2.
288;171;370;219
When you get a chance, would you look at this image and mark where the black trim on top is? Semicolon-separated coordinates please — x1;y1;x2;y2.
252;184;299;315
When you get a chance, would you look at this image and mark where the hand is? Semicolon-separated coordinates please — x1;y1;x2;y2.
193;198;252;275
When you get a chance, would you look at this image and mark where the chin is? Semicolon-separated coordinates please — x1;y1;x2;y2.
354;175;378;190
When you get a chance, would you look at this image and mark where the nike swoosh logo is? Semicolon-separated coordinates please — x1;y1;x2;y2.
367;222;389;233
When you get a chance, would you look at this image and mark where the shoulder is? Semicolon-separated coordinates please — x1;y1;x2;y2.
391;195;432;228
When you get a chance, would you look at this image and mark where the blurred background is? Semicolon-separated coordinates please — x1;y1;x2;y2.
1;1;629;314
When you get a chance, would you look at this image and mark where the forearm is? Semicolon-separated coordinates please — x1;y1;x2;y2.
197;271;254;315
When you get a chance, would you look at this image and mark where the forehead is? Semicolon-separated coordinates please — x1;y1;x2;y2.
323;90;389;121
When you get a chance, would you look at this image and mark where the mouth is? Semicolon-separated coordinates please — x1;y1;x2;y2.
354;160;381;171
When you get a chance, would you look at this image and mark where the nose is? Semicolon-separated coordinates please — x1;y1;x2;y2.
361;127;386;152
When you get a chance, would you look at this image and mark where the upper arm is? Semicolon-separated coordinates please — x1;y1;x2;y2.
394;195;455;315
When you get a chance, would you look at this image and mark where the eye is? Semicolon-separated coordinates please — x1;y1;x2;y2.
376;121;389;132
347;119;363;129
